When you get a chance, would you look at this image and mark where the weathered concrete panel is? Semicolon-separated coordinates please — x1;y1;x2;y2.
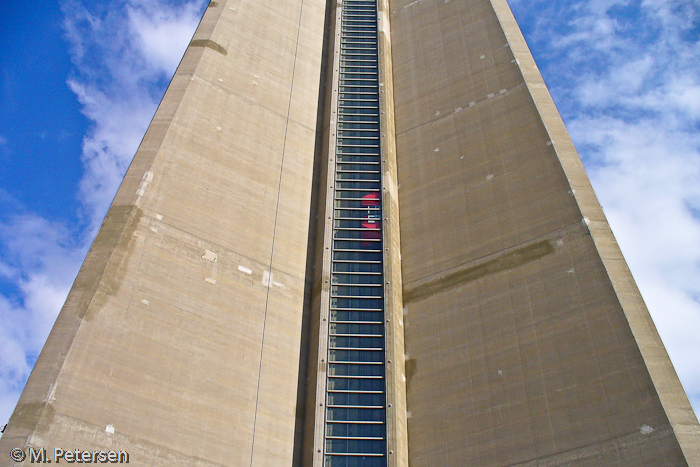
0;1;326;465
389;0;699;465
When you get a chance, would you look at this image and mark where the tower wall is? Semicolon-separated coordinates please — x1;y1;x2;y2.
1;1;698;466
389;0;698;465
0;1;327;465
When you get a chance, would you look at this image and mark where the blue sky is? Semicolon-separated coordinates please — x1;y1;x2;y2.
0;0;698;429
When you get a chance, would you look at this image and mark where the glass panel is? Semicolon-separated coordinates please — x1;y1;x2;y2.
326;377;385;391
326;422;385;438
326;407;385;422
331;301;382;312
337;105;378;112
327;456;387;467
335;181;381;191
331;285;383;296
340;61;378;68
336;172;381;181
334;198;380;209
333;246;381;256
328;350;384;364
328;336;384;350
332;227;382;239
330;310;384;322
329;322;384;335
335;190;381;200
332;274;382;285
336;161;380;173
327;364;384;378
336;154;380;162
326;439;386;454
332;260;382;272
339;80;377;86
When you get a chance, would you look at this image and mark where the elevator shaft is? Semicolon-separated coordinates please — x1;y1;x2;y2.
323;1;386;466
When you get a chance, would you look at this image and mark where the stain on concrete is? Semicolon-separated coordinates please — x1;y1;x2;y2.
10;402;55;435
208;1;219;6
82;206;144;321
403;240;554;304
405;358;417;388
190;39;227;56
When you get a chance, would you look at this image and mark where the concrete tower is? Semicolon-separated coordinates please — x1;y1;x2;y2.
1;0;698;466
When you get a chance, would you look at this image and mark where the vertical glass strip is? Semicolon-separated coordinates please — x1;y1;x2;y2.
324;1;386;466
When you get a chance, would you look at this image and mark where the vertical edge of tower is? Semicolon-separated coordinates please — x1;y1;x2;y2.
296;0;336;462
302;0;340;465
377;1;410;466
489;0;700;464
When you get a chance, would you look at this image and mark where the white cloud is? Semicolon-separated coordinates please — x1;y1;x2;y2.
0;0;205;430
126;0;206;74
576;55;654;106
652;74;700;121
